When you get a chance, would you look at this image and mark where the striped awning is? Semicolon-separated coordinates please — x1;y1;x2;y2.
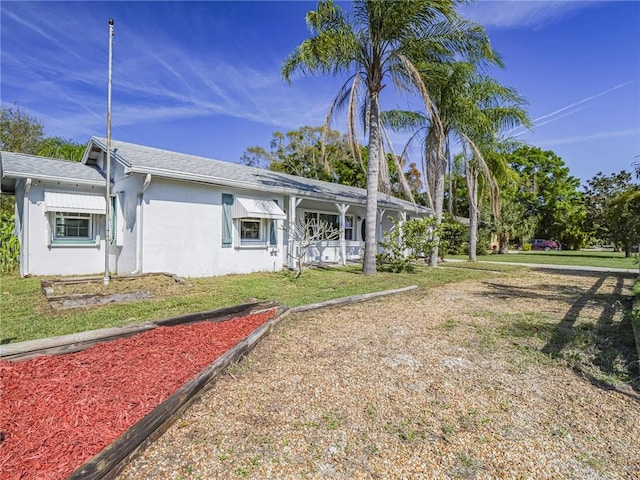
44;191;106;214
233;198;286;220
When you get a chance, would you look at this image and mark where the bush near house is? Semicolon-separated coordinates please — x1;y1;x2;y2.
0;212;19;273
377;217;439;272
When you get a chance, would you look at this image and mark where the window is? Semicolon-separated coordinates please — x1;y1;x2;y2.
344;215;354;241
240;218;263;242
303;211;340;240
54;212;92;240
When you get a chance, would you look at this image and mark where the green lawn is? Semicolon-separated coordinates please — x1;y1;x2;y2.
449;250;639;270
1;264;490;344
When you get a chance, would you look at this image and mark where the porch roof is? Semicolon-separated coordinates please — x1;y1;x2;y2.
86;137;430;215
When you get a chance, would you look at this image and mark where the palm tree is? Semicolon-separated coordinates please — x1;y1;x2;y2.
455;74;530;260
282;0;492;275
384;60;528;264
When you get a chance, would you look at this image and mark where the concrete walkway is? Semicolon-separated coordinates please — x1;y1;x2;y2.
443;258;639;274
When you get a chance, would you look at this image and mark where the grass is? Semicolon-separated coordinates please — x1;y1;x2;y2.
0;263;489;344
467;305;637;387
449;249;638;270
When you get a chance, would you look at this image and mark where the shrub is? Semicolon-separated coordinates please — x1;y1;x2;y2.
522;242;532;251
377;217;440;272
0;212;19;273
440;217;469;256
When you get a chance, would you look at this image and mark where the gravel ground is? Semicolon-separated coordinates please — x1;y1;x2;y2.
118;268;639;480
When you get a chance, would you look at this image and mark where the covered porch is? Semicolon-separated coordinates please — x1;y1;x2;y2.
283;194;415;268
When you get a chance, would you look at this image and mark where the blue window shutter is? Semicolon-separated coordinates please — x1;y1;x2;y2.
222;194;233;248
269;200;279;246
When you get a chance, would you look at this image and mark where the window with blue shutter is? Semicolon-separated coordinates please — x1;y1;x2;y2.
222;193;233;248
269;200;279;246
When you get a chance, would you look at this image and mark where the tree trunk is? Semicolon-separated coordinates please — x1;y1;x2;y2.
363;93;380;275
499;232;510;254
467;166;479;261
446;137;453;217
428;131;446;268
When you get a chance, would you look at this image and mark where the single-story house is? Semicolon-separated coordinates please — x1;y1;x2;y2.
0;138;430;278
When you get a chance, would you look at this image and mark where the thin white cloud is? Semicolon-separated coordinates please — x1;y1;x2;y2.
532;80;635;123
537;128;640;146
508;80;637;137
459;0;599;29
2;3;336;142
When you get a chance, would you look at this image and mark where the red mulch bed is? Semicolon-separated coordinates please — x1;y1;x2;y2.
0;308;276;480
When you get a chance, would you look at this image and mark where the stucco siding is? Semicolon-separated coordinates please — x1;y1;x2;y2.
112;173;142;275
139;179;285;277
24;182;106;276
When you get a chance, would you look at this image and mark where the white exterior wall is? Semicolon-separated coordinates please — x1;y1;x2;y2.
111;165;141;275
139;178;285;277
21;181;106;276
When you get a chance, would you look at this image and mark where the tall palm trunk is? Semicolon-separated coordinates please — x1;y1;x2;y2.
427;129;446;267
446;137;454;216
466;162;479;261
363;93;381;275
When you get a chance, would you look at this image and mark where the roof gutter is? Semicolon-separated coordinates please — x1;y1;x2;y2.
124;166;426;214
2;172;105;188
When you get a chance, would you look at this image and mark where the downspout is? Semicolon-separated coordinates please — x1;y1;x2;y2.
132;173;151;274
22;178;32;277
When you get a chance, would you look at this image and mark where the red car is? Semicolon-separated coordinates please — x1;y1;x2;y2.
531;239;558;251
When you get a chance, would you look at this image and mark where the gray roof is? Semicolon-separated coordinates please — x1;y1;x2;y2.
1;151;105;193
88;137;429;214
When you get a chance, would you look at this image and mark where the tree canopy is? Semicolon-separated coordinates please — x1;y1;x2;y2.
0;105;85;161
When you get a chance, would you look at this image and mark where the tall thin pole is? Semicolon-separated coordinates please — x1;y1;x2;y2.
104;18;114;285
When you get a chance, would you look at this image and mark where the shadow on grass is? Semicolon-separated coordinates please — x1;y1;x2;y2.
482;270;639;400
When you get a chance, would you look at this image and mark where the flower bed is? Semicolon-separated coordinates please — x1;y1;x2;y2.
0;308;277;480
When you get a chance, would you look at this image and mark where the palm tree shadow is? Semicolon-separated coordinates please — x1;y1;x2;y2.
482;270;639;400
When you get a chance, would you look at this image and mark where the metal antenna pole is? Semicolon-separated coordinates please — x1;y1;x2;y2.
104;18;114;285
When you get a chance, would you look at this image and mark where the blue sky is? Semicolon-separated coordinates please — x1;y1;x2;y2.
2;1;639;185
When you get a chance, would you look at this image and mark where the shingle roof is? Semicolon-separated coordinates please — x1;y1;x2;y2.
1;151;105;193
89;137;429;214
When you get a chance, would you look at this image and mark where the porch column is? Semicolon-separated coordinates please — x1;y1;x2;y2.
336;203;350;266
287;195;303;269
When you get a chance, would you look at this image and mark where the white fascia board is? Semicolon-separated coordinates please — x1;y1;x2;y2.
3;171;105;187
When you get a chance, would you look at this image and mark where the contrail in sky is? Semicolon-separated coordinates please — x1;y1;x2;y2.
509;79;636;137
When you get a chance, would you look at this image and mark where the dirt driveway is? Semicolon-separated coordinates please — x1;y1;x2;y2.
119;267;639;480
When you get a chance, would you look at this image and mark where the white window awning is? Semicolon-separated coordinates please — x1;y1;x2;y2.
233;198;286;220
44;191;106;215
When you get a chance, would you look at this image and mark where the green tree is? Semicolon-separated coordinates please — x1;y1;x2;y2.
507;146;586;249
604;186;640;256
376;216;439;272
1;105;86;161
1;105;44;154
282;0;488;275
384;62;529;261
583;170;634;246
36;136;86;162
493;198;537;254
241;126;365;186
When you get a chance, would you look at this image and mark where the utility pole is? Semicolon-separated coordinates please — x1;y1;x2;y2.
104;18;114;285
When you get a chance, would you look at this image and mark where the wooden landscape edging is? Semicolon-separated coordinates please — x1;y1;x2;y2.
67;305;290;480
0;301;278;362
291;285;418;313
